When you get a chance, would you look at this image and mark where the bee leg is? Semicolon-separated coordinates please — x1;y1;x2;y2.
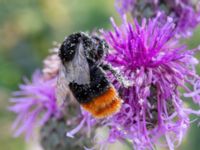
100;63;133;88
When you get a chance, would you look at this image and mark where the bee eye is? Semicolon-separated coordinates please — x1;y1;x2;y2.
96;40;109;59
96;46;104;58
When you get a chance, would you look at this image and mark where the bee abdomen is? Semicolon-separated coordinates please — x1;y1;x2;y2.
81;86;122;118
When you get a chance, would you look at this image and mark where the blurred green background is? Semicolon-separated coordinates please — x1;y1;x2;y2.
0;0;200;150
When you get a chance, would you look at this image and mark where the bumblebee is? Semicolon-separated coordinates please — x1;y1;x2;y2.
56;32;129;118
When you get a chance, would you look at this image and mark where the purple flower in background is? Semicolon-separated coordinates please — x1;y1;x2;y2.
9;71;59;140
115;0;135;15
115;0;200;37
101;16;200;149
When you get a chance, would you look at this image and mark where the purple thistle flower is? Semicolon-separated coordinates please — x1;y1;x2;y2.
9;48;96;145
115;0;200;37
9;71;59;140
100;16;200;149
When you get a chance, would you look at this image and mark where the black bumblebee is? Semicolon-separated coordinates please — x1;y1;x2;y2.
56;32;129;118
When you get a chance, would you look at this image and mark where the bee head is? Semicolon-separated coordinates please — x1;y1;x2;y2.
86;36;109;62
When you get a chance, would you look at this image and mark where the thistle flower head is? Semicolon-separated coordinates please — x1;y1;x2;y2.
101;16;200;149
115;0;200;37
9;45;96;144
9;71;59;140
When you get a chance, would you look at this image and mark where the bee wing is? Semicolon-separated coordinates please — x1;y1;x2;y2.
71;42;90;84
56;65;71;107
56;41;91;106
